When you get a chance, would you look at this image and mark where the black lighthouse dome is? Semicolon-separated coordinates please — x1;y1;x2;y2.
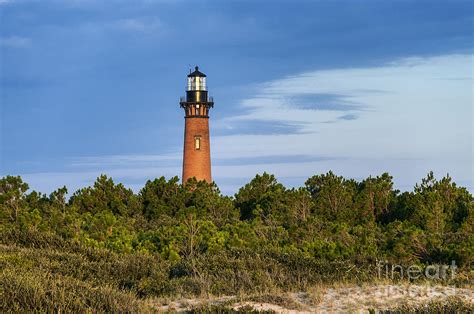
188;66;207;77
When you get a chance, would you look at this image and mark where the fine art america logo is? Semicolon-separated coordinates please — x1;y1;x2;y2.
373;260;464;299
376;259;458;281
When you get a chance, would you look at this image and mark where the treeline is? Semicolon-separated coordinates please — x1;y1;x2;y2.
1;171;472;269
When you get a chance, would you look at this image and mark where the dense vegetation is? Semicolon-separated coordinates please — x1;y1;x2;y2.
1;172;473;311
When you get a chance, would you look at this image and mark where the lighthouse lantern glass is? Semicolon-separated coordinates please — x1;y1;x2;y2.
188;77;206;91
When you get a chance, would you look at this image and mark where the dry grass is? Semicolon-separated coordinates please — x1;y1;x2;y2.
378;296;474;313
2;242;472;313
1;268;153;313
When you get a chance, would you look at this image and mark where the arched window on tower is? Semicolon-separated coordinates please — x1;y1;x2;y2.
194;136;201;150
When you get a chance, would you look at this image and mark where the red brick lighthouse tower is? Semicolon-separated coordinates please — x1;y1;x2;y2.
180;66;214;183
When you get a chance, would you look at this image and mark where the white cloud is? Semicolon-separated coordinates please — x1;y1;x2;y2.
208;54;473;192
213;54;472;160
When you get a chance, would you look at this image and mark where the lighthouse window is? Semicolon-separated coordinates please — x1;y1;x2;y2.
194;136;201;150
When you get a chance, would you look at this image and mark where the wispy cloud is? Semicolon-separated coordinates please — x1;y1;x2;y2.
0;36;31;48
337;114;358;121
284;93;366;111
208;54;472;192
69;153;180;168
75;16;167;37
20;155;472;196
213;120;309;136
113;17;165;34
214;54;472;157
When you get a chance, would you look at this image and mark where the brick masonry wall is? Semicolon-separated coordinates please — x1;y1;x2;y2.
182;117;212;183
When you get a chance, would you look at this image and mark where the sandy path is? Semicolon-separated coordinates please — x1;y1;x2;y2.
155;284;473;313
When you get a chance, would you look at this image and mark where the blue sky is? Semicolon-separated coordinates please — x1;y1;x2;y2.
1;0;473;195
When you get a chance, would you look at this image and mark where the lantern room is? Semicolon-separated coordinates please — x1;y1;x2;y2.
187;66;207;91
180;66;214;117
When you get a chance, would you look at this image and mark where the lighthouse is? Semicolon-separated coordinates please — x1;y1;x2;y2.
180;66;214;183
